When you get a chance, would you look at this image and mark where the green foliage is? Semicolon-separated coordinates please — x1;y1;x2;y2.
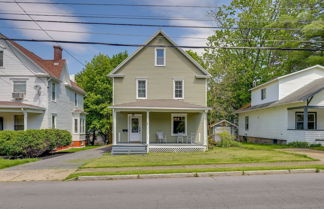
287;141;310;148
217;132;241;147
202;0;323;122
0;129;71;158
310;143;321;147
75;52;128;143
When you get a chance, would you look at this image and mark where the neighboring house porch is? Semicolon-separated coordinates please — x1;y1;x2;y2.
0;102;45;131
110;100;209;153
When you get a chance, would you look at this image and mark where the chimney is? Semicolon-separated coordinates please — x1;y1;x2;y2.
53;46;62;60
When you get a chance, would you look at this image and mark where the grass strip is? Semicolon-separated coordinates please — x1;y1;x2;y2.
0;158;38;169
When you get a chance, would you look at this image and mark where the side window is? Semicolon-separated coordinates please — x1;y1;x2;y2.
51;114;57;129
245;116;249;130
173;80;184;99
13;80;26;94
51;82;56;101
74;118;79;134
80;118;86;134
74;93;78;107
136;79;147;99
261;88;266;100
0;51;3;67
155;48;165;66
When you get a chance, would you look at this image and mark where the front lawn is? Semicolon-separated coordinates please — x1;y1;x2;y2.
57;145;102;153
82;147;315;168
0;158;38;169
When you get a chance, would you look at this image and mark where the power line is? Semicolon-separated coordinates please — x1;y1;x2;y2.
2;26;324;43
13;1;85;67
0;1;314;9
1;17;323;31
1;37;322;51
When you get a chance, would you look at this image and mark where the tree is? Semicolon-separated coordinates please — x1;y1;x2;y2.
75;52;128;144
203;0;323;122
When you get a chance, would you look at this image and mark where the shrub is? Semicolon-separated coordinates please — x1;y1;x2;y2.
310;143;321;147
287;141;310;148
217;132;241;148
0;129;72;158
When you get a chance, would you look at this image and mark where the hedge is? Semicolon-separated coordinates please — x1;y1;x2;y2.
0;129;72;158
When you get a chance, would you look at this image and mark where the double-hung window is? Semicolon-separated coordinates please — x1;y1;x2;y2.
261;88;266;100
173;79;184;99
155;48;165;66
0;51;3;67
295;112;316;130
51;82;56;101
80;118;86;134
171;114;187;136
136;79;147;99
14;115;24;131
74;118;79;133
13;80;26;94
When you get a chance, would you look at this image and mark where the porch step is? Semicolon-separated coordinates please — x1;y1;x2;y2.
111;145;148;155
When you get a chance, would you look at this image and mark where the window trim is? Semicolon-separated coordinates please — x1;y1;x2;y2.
51;82;56;102
51;114;57;129
136;78;147;99
295;112;317;130
173;79;184;99
261;88;266;100
171;113;187;136
155;48;166;66
245;116;249;131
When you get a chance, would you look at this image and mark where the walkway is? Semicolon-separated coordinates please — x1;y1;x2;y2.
0;146;111;181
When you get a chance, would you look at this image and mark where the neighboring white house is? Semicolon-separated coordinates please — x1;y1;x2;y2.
0;34;86;148
237;65;324;145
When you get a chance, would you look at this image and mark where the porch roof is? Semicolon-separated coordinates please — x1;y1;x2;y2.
0;101;45;111
110;99;210;111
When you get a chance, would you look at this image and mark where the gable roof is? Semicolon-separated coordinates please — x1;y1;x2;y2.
250;65;324;91
0;33;85;94
109;30;211;77
209;120;238;128
237;77;324;113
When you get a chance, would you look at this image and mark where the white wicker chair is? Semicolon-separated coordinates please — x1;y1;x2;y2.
156;132;167;143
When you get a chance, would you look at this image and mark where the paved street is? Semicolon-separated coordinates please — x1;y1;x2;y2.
1;173;324;209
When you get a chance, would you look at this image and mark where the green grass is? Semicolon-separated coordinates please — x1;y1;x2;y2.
57;145;102;153
66;164;324;180
0;158;38;169
240;143;290;150
82;146;315;169
309;147;324;151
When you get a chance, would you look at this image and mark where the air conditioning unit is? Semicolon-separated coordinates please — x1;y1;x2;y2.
12;92;25;100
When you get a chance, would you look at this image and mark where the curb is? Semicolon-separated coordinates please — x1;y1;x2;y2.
75;168;319;181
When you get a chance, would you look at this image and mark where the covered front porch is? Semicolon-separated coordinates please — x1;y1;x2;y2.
287;105;324;145
0;102;45;131
112;109;208;153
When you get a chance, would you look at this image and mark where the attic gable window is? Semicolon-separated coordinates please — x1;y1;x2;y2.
155;48;165;66
0;51;3;67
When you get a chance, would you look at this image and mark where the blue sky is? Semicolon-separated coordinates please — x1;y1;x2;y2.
0;0;229;74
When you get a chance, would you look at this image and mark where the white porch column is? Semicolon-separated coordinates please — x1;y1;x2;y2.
203;111;208;148
23;111;28;131
112;109;116;145
146;111;150;149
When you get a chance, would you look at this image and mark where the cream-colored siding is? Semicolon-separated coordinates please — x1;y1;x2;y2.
113;35;207;106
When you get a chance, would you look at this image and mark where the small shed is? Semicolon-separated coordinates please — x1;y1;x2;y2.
209;120;238;142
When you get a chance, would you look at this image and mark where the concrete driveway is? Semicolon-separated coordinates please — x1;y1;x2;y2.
0;146;111;182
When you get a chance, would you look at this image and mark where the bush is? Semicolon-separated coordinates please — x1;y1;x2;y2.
0;129;72;158
217;132;241;148
287;141;310;148
310;143;321;147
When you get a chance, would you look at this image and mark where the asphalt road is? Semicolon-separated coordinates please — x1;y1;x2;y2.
1;173;324;209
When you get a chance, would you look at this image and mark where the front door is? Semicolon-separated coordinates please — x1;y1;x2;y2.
128;114;142;142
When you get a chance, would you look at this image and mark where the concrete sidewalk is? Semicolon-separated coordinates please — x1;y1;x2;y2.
0;146;111;181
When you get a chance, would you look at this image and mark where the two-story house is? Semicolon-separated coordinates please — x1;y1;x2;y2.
237;65;324;145
0;33;86;148
109;31;211;154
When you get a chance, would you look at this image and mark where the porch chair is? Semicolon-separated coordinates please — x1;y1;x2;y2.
177;135;185;144
156;132;167;143
186;132;196;144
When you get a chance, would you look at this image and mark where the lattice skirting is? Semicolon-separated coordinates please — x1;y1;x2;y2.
149;146;207;152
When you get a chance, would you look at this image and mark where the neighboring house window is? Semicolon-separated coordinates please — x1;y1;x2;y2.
74;93;78;107
51;114;57;129
0;51;3;67
173;80;184;99
261;88;266;100
295;112;316;130
136;79;147;99
14;115;24;131
80;118;85;134
51;82;56;101
155;48;165;66
13;80;26;94
0;117;3;131
74;118;79;133
245;116;249;130
171;114;187;136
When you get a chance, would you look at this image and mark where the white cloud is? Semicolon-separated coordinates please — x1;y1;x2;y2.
0;0;90;52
